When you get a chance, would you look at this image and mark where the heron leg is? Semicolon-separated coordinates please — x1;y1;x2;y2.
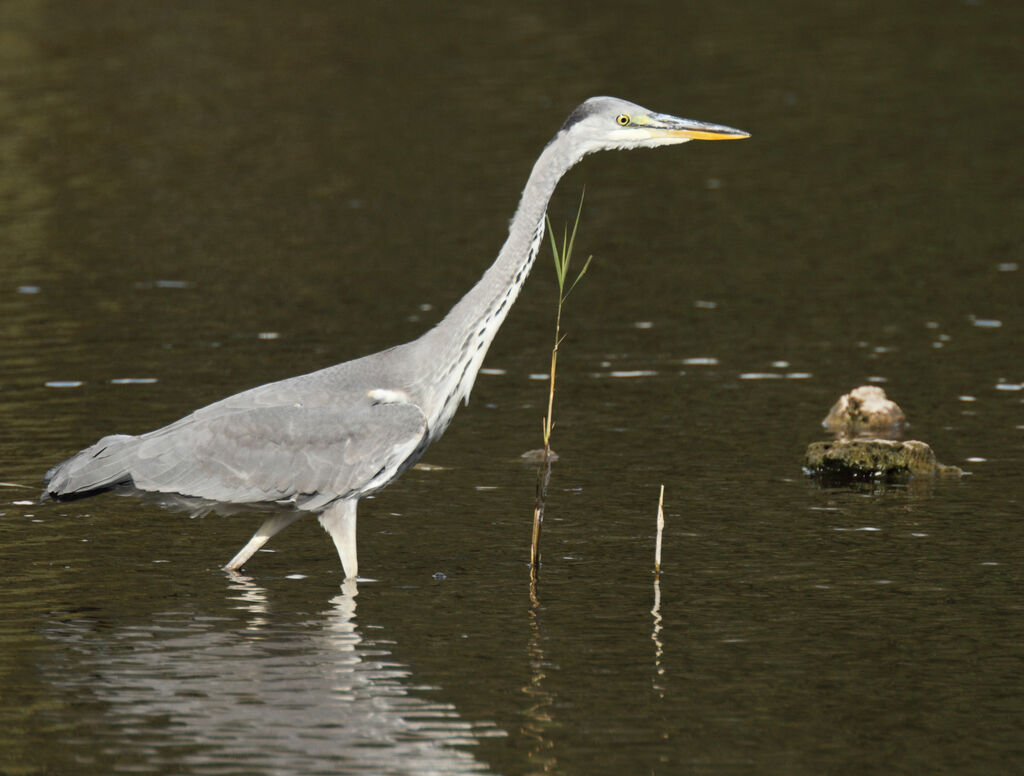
224;513;304;571
318;500;358;579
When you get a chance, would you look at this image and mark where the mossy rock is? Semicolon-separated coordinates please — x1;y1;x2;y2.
804;438;962;481
822;385;906;438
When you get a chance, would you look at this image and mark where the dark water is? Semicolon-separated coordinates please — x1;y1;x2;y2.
2;1;1022;774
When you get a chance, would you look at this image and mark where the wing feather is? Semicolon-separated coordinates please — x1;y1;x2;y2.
127;399;429;507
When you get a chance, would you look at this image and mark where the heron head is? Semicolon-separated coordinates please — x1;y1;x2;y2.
561;96;749;157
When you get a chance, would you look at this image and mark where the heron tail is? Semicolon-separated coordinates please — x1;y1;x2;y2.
44;434;137;500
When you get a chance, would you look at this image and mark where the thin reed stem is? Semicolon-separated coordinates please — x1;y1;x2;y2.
530;191;590;581
655;484;665;575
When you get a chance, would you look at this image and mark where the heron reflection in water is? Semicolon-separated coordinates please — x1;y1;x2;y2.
45;96;749;578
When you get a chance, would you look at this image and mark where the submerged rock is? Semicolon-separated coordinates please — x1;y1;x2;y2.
804;438;963;481
822;385;906;438
520;448;559;464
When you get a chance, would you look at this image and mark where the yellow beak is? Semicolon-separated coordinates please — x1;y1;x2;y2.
654;114;750;141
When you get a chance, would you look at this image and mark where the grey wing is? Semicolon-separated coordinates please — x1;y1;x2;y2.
128;400;429;510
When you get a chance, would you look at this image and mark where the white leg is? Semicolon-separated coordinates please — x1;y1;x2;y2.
318;500;358;579
224;513;304;571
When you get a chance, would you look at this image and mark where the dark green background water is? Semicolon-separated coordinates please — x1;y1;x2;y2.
2;1;1021;774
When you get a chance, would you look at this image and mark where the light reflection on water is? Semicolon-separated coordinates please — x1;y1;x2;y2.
41;578;502;775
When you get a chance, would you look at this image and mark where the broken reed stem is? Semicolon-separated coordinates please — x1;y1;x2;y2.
530;191;589;581
654;484;665;575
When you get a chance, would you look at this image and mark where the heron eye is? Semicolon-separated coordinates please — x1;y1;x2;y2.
616;114;630;126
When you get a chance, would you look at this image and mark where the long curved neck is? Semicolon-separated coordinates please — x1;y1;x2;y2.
413;131;579;437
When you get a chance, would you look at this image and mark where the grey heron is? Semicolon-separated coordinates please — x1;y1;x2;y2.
45;96;748;579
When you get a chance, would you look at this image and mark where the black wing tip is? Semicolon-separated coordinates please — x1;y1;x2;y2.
44;484;120;502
